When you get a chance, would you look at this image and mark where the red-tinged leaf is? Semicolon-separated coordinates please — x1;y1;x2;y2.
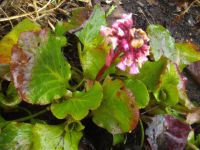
92;77;139;134
10;30;48;101
146;115;191;150
0;19;40;64
10;29;71;104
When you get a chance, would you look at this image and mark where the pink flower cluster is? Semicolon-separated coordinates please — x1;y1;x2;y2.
100;13;150;74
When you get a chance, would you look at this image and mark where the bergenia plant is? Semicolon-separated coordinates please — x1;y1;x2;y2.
96;13;150;80
0;5;200;150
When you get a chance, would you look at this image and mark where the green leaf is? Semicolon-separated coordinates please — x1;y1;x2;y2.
64;119;84;150
76;5;108;79
154;62;180;106
135;57;168;92
147;24;176;61
147;25;200;71
76;5;106;49
64;131;83;150
32;124;64;150
51;82;103;120
92;77;139;135
0;122;32;149
125;79;149;108
55;7;91;36
113;134;125;145
175;43;200;70
136;58;182;106
0;19;40;64
10;29;71;104
0;82;21;107
155;84;179;106
65;118;85;132
78;43;108;79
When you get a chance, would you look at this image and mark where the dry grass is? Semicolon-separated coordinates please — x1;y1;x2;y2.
0;0;89;39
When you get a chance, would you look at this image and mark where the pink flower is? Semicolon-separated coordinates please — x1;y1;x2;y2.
100;13;150;74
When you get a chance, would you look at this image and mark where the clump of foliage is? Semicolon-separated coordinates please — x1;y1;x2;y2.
0;5;200;150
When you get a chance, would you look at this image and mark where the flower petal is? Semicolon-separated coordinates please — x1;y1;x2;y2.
130;64;139;74
100;26;112;36
117;61;126;71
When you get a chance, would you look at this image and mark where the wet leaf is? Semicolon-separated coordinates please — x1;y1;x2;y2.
125;79;149;108
0;122;32;149
76;5;108;79
92;77;139;135
10;29;71;104
175;43;200;70
147;25;200;70
0;82;21;107
55;7;91;35
32;124;64;149
147;24;176;61
146;115;191;150
51;82;103;120
0;19;40;64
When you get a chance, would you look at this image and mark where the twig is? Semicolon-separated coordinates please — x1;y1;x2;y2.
0;7;13;27
0;0;65;22
180;0;198;16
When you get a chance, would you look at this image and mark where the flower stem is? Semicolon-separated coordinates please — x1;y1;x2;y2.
96;50;121;81
139;119;145;148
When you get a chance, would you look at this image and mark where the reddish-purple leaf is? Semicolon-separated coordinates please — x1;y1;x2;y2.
146;115;191;150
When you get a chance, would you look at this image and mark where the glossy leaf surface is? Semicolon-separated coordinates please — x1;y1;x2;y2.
32;124;64;150
125;79;149;108
10;29;71;104
51;82;103;120
175;43;200;70
92;77;139;135
76;5;108;79
147;24;176;61
135;58;168;92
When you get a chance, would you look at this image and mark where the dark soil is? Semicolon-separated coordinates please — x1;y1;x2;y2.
122;0;200;45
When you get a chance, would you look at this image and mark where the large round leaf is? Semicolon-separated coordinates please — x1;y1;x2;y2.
92;77;139;135
10;29;71;104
